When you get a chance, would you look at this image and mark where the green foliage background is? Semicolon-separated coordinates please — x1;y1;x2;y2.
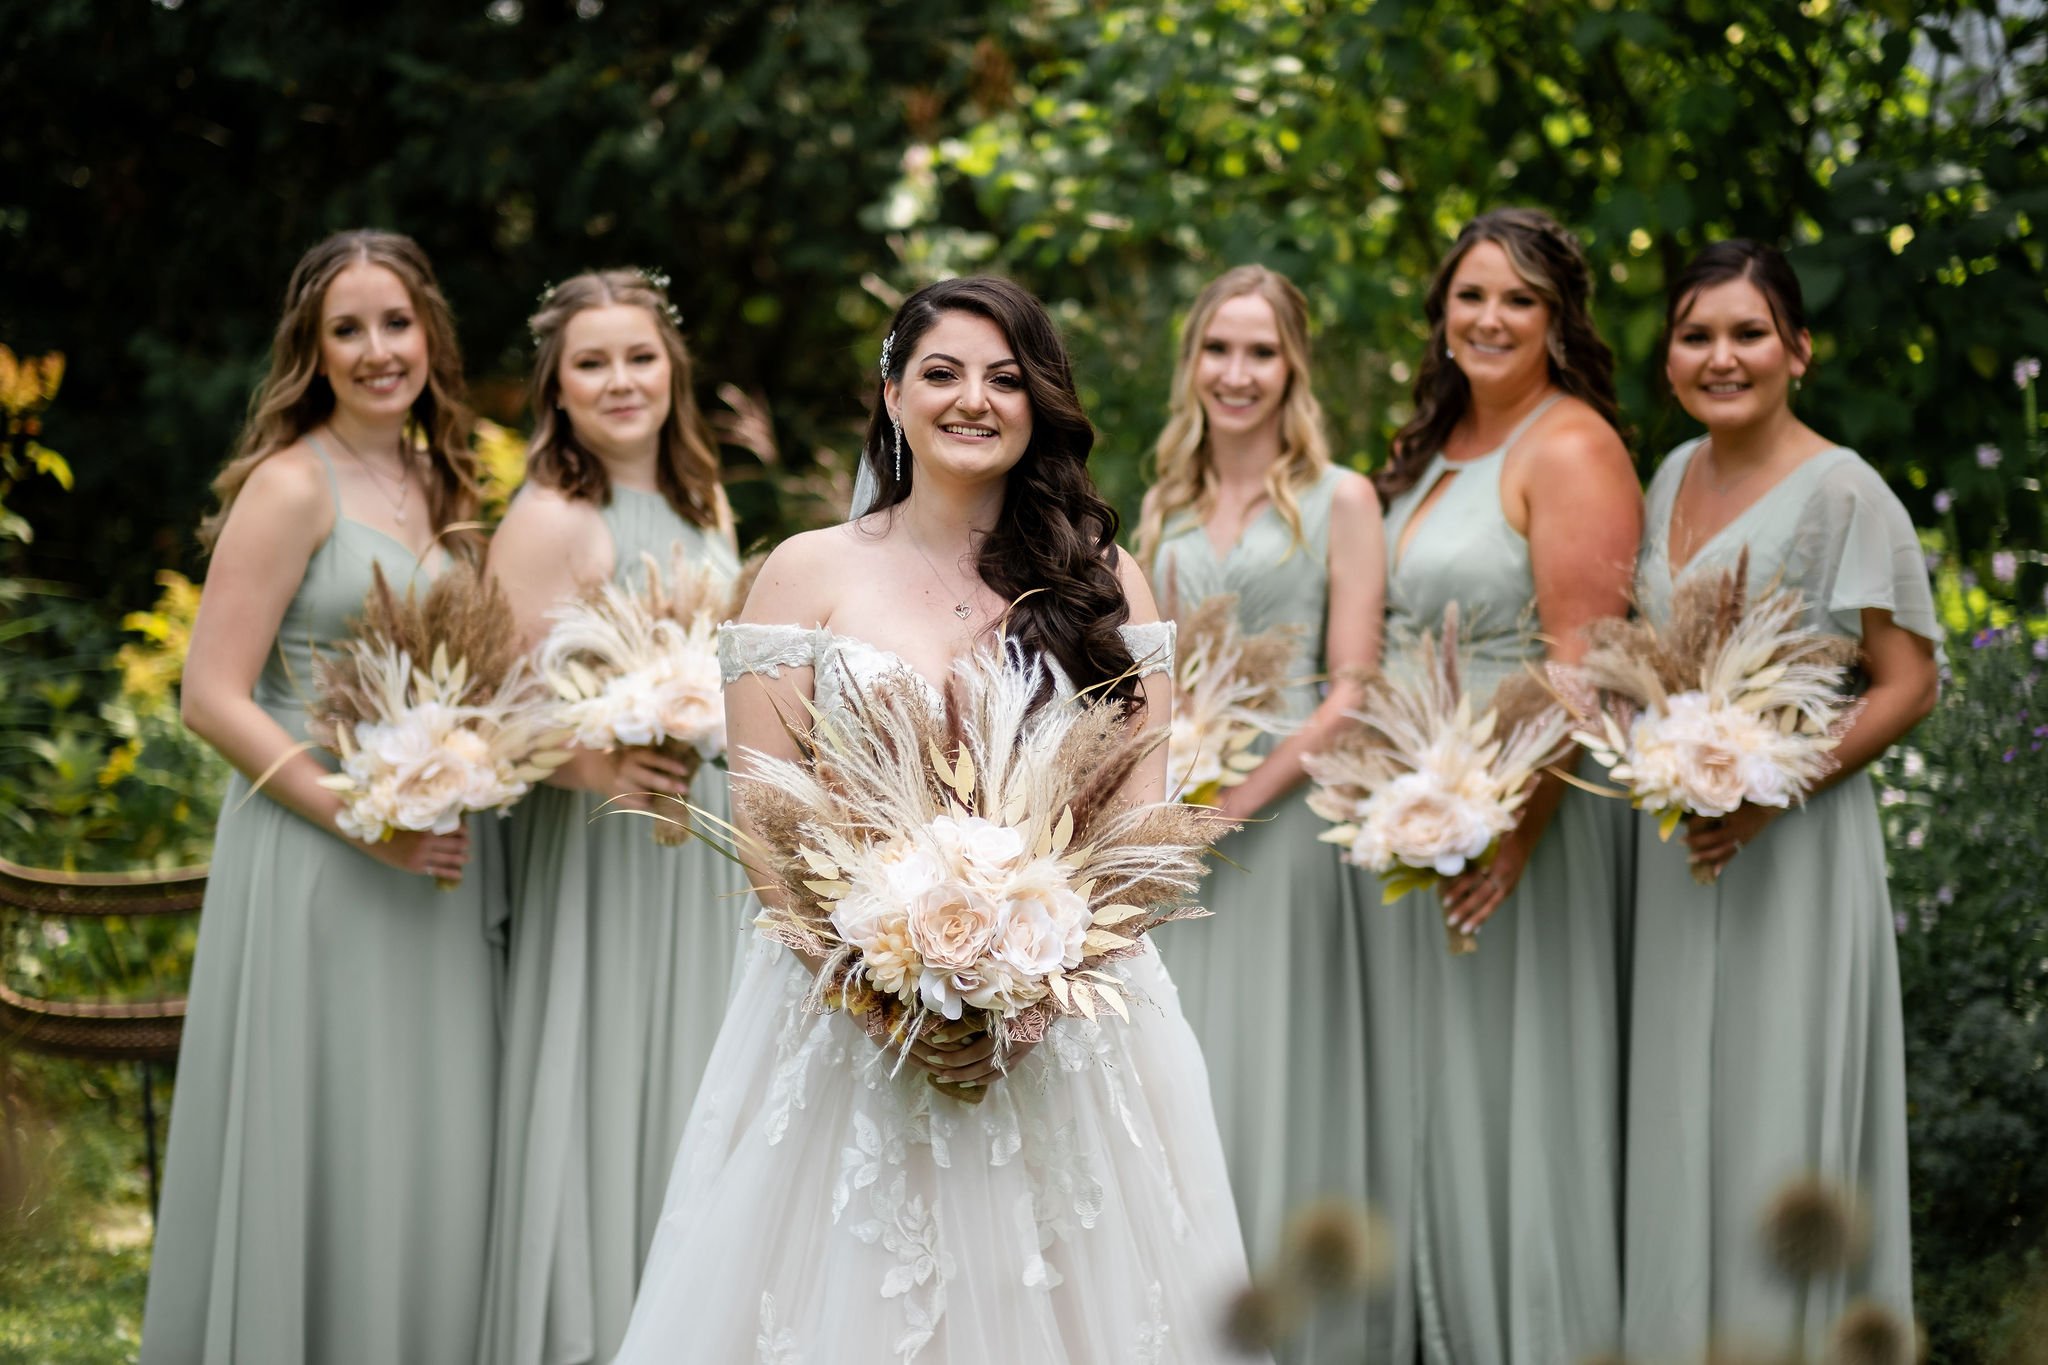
2;0;2046;1358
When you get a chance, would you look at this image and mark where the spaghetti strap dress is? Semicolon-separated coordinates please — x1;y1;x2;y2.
478;487;753;1365
141;437;500;1365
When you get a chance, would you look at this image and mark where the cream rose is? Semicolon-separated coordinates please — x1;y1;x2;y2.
929;814;1027;889
906;879;1005;975
1366;770;1501;876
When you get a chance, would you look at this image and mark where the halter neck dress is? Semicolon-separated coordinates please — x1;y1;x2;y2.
478;486;751;1365
142;436;500;1364
1364;395;1629;1364
1622;440;1931;1357
1152;464;1374;1362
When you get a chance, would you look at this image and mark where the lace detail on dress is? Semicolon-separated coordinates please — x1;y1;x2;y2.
757;1292;804;1365
719;622;826;683
1120;621;1176;679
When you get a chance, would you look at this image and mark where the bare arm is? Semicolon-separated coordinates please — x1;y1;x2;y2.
1217;471;1386;820
1685;607;1938;873
1444;417;1642;932
181;448;470;881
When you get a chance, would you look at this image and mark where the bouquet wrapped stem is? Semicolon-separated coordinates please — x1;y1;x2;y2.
1556;547;1858;886
308;562;569;883
1304;604;1572;956
714;639;1235;1100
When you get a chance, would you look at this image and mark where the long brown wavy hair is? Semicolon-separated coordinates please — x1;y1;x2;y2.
198;229;479;554
863;276;1141;710
1377;207;1621;503
525;269;729;533
1135;264;1331;567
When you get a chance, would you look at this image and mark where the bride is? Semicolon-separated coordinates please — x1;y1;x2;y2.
611;276;1259;1364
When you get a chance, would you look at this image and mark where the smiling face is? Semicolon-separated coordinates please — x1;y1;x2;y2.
318;261;431;422
1193;291;1289;440
1666;275;1809;432
555;303;674;463
1442;239;1553;393
886;310;1034;487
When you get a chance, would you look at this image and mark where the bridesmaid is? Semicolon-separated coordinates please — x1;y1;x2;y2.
143;230;497;1363
477;268;749;1365
1623;240;1934;1356
1137;265;1384;1361
1366;208;1640;1363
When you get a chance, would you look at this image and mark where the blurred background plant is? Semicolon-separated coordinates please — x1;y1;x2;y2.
1;0;2043;1356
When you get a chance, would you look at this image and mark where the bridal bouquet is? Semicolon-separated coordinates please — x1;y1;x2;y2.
310;563;567;881
536;549;754;844
1303;605;1571;954
1559;547;1857;883
1165;593;1302;806
726;640;1231;1096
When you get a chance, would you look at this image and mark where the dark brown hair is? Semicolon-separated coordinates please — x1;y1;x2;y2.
526;269;728;532
863;276;1140;709
200;229;479;554
1661;238;1812;370
1377;207;1621;503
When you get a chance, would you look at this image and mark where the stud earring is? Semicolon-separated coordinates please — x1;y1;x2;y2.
1444;344;1455;360
892;419;904;482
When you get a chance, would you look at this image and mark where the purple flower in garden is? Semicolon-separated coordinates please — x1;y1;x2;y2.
1924;551;1943;573
1977;443;2002;469
1961;569;1979;590
2018;356;2043;388
1994;550;2019;584
2036;638;2048;661
1895;912;1908;934
2004;748;2018;762
1906;828;1925;849
1937;885;1955;905
1934;490;1955;514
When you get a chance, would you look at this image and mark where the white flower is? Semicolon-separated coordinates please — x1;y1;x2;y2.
1993;550;2019;585
833;839;942;948
1977;443;2003;469
906;879;1006;976
1166;716;1227;797
1362;769;1503;876
928;814;1027;889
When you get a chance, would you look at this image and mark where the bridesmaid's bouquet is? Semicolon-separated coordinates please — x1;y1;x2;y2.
310;563;568;882
1303;604;1571;954
535;548;754;845
723;639;1232;1098
1559;547;1857;883
1165;593;1303;806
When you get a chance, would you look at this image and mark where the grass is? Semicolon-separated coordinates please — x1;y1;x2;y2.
0;1053;162;1365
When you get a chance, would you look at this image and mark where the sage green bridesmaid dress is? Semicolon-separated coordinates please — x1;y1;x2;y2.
1153;464;1375;1363
1365;395;1629;1363
141;437;500;1364
476;486;752;1365
1623;440;1930;1359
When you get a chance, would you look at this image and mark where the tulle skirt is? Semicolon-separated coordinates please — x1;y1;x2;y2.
611;936;1263;1365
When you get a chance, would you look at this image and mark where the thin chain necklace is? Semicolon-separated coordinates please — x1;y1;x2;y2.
906;527;976;621
327;424;415;524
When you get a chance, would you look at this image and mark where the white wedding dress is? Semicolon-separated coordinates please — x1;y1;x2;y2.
610;622;1262;1365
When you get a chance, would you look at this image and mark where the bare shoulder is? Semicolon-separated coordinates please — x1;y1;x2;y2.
237;442;333;522
1522;398;1633;485
1328;466;1382;524
494;482;605;549
1110;545;1161;624
739;523;867;627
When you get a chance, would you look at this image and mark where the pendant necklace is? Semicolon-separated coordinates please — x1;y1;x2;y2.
907;529;975;621
328;424;415;524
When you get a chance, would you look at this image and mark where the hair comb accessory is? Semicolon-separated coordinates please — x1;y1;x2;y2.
879;330;896;379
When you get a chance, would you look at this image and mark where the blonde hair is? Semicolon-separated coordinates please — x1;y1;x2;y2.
526;269;729;535
199;229;479;554
1136;265;1330;567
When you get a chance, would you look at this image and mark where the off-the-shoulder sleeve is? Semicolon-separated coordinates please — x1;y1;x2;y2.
1119;621;1177;678
717;622;825;683
1806;458;1941;644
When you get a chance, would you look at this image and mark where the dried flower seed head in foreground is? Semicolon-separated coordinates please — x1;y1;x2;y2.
1759;1174;1870;1281
1826;1300;1922;1365
1280;1198;1392;1294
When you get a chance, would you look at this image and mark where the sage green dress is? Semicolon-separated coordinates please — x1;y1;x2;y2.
1623;441;1931;1358
1153;465;1375;1363
142;438;501;1365
477;486;752;1365
1365;395;1629;1363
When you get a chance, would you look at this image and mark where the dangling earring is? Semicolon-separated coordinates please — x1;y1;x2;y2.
1444;343;1455;360
1547;330;1567;368
892;418;904;483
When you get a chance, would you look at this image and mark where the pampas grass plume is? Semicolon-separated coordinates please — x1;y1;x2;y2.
1826;1300;1921;1365
1760;1175;1870;1281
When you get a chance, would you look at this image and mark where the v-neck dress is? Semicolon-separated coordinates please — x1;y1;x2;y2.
1151;465;1374;1363
1622;439;1933;1358
1363;396;1630;1364
478;487;753;1365
142;439;500;1365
